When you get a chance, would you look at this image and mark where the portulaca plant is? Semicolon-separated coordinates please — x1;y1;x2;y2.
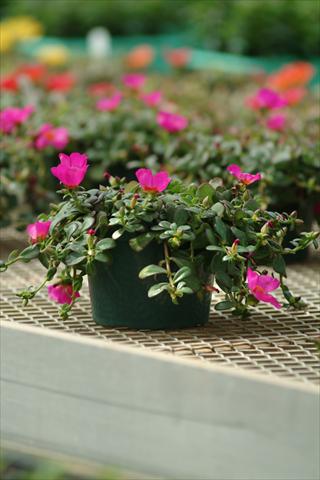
0;151;318;320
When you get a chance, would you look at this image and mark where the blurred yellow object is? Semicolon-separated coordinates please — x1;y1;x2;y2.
36;45;70;66
0;16;43;52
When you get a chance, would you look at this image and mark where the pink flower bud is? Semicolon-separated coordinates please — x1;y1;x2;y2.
48;284;80;305
26;220;51;243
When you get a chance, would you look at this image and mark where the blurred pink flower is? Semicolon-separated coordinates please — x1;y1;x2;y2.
136;168;171;193
247;268;281;309
141;90;162;107
51;152;88;188
96;92;122;111
266;113;286;131
48;284;80;305
35;123;69;150
282;88;306;106
246;88;287;110
157;111;188;133
0;105;34;133
122;73;146;90
26;220;51;243
227;164;261;185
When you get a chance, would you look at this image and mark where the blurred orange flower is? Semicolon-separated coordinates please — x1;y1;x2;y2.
267;62;315;91
164;48;191;69
125;45;154;70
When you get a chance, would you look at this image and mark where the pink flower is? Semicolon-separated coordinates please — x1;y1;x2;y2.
282;88;306;106
246;88;287;111
122;73;146;90
247;268;281;309
141;91;162;107
51;152;88;188
35;123;69;150
136;168;171;193
266;113;286;131
157;111;188;133
26;220;51;243
96;92;122;111
0;105;34;133
48;284;80;305
227;164;261;185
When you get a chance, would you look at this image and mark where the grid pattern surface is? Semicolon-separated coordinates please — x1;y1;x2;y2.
1;230;319;386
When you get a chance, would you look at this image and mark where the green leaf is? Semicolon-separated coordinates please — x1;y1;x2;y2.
206;245;224;252
231;227;248;245
20;244;40;261
273;255;287;276
139;264;167;279
124;181;138;193
180;287;194;294
215;271;233;290
65;252;86;266
81;216;95;232
174;208;188;226
173;266;192;283
237;245;256;253
147;283;169;298
214;218;228;241
210;253;225;273
112;229;123;240
64;222;79;240
215;300;234;311
129;233;154;252
211;202;224;217
197;184;215;202
205;228;218;245
95;252;111;263
96;238;116;251
244;199;260;211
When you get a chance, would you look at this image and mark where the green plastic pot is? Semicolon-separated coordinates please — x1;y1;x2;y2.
88;239;212;329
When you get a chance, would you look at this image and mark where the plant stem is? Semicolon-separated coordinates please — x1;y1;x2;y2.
163;241;175;289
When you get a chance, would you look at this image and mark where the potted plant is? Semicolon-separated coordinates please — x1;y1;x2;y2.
1;152;318;329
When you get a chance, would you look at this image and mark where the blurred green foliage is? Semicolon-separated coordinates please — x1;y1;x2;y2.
0;451;125;480
1;0;319;57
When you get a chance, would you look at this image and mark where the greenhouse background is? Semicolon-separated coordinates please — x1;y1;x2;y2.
0;1;319;479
